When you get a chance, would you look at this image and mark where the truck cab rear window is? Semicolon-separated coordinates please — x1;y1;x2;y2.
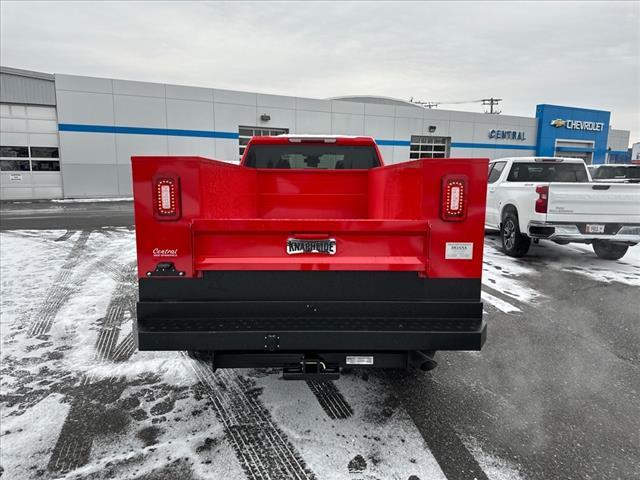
507;163;588;182
244;145;380;169
592;165;640;180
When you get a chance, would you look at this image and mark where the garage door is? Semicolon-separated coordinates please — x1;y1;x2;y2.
0;104;62;200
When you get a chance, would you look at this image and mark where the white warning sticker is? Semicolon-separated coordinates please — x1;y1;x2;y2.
445;242;473;260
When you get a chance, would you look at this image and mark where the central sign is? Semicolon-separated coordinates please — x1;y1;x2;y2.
488;129;527;141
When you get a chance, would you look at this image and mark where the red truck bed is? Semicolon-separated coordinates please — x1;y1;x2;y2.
132;136;488;374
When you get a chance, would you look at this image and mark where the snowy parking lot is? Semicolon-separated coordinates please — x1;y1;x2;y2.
1;208;639;480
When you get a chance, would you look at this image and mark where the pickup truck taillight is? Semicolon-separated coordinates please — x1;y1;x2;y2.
153;174;181;220
535;185;549;214
441;175;468;221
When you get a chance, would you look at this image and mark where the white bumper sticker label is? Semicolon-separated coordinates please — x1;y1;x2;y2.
445;242;473;259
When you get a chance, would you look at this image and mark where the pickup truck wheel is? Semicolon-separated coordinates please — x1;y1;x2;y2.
592;240;629;260
501;213;530;257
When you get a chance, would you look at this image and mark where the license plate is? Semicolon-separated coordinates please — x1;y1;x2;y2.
586;224;605;234
346;356;374;365
286;238;336;255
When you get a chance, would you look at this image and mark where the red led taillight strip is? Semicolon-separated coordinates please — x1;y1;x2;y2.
441;175;468;221
153;174;181;220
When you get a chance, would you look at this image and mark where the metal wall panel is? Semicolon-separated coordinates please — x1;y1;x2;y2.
0;70;56;106
607;129;630;151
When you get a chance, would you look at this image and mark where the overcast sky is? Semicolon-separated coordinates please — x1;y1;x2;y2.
1;1;638;144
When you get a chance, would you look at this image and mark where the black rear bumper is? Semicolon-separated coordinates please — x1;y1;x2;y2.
136;272;485;359
136;300;486;351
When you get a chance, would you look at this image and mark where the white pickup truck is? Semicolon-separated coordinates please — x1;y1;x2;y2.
485;157;640;259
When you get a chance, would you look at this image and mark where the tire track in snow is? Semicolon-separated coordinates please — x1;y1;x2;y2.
55;230;76;242
48;378;128;473
27;234;132;339
306;380;354;419
94;261;136;362
111;330;136;362
48;261;136;474
186;356;317;480
390;373;491;480
28;230;91;337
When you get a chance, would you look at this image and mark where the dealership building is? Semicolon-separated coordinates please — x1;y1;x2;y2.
0;66;632;200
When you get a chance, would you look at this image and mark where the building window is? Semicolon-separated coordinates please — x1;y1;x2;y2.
0;145;60;171
30;146;59;158
409;135;451;159
31;160;60;171
0;159;31;171
238;126;289;161
0;146;29;158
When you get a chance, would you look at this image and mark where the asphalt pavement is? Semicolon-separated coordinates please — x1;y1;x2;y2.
1;200;638;480
0;200;134;230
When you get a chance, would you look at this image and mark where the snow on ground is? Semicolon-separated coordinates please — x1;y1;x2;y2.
532;242;640;286
2;228;634;479
481;291;521;314
1;229;450;479
462;436;527;480
258;371;447;480
1;393;71;479
481;237;639;314
482;241;543;306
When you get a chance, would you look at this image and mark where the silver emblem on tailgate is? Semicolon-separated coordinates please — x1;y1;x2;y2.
286;238;336;255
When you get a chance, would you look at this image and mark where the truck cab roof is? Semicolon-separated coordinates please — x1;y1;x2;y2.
248;134;378;146
491;156;586;164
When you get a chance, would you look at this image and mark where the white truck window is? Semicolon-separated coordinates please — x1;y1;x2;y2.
506;163;588;182
488;161;506;184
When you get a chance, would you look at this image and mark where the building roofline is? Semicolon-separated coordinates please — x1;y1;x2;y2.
327;95;422;109
0;66;54;81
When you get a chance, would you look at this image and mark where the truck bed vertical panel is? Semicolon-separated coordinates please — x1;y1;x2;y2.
421;158;488;279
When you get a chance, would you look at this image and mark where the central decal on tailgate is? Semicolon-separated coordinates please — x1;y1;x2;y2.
286;238;336;255
153;248;178;257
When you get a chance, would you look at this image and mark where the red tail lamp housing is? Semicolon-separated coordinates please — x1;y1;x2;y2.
535;185;549;213
441;175;468;221
153;174;181;220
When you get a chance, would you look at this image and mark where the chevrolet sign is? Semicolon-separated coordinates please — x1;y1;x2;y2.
550;118;604;132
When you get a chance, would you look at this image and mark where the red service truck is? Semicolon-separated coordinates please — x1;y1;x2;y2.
132;135;488;379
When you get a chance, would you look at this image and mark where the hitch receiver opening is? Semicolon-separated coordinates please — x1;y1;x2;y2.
282;359;340;381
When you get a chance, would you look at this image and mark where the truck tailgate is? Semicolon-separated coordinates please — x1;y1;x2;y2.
547;183;640;223
192;218;429;271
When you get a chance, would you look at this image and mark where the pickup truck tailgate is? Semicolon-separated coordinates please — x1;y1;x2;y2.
192;218;429;272
547;183;640;223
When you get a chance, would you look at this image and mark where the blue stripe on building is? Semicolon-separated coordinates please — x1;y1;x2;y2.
67;123;628;155
58;123;239;139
